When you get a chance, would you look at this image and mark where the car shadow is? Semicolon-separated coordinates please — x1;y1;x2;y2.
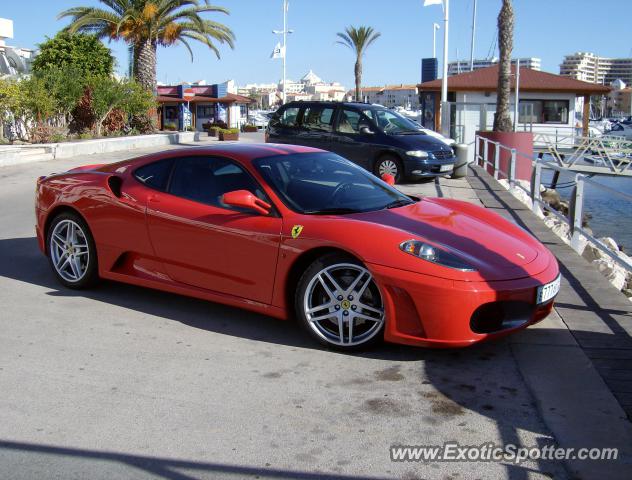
2;235;613;479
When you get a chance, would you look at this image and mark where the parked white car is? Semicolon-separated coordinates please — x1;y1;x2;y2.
607;122;632;140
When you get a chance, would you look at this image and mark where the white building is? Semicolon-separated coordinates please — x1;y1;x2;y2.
361;84;420;109
560;52;632;85
237;70;346;107
0;18;35;78
417;65;610;155
447;57;541;76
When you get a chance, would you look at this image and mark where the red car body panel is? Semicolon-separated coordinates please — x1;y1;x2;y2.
35;144;559;347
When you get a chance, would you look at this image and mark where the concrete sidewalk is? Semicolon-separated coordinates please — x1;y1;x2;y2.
465;165;632;479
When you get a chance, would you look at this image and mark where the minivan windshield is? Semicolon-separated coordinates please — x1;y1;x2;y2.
254;152;414;214
361;107;423;135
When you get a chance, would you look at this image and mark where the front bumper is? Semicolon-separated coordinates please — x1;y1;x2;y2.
368;260;559;348
403;155;456;177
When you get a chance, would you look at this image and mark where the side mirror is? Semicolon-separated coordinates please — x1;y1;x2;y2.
359;126;374;135
222;190;272;215
381;173;395;186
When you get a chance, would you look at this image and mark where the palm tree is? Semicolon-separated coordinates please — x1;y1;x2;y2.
58;0;235;93
493;0;514;132
336;26;381;102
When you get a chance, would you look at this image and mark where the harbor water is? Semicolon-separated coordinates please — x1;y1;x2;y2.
541;167;632;252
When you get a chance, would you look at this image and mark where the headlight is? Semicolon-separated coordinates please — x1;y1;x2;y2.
406;150;429;158
399;240;476;271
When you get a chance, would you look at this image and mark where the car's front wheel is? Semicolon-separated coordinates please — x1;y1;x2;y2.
295;253;385;350
47;212;99;289
375;155;404;184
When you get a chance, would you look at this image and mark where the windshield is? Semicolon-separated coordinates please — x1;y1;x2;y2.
361;107;422;135
254;152;414;214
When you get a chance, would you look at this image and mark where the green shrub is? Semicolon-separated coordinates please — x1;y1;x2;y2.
219;128;239;135
78;132;93;140
50;133;67;143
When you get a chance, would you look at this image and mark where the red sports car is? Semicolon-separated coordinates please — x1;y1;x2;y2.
35;144;560;350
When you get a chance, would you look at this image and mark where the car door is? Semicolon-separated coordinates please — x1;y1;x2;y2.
145;155;282;304
267;105;301;144
294;104;336;150
330;108;375;170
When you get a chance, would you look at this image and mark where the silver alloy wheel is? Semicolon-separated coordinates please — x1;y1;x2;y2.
49;219;90;283
303;263;385;346
378;159;399;178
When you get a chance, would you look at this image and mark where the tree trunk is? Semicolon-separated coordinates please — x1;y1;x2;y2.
133;39;157;93
354;59;362;102
493;0;514;132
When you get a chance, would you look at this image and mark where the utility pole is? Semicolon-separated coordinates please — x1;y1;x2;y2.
469;0;477;71
514;59;520;132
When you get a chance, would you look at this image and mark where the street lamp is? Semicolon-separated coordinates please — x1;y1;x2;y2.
432;23;440;59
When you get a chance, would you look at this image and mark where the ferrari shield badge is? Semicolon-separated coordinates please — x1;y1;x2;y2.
291;225;304;239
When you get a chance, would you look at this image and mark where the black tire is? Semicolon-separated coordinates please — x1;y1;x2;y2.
46;211;99;289
295;253;385;351
374;154;404;184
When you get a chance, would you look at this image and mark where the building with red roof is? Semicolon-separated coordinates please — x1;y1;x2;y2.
417;65;610;143
156;81;254;131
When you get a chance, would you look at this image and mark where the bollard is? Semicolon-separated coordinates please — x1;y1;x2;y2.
451;144;469;178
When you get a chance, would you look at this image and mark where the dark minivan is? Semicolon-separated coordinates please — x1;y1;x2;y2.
266;101;455;182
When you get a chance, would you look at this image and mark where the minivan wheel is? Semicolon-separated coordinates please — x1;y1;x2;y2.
375;155;404;184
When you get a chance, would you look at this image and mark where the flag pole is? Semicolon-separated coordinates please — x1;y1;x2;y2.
432;23;440;58
282;0;287;105
440;0;449;135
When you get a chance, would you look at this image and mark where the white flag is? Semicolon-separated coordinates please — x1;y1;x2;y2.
270;42;285;59
423;0;443;6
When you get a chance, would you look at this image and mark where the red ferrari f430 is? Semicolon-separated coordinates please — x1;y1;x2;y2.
35;144;560;350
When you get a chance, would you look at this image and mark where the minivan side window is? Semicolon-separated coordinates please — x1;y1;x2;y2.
271;106;300;128
336;109;372;135
300;106;335;132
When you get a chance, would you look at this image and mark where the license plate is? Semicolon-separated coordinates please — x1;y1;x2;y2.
536;275;561;304
440;164;453;172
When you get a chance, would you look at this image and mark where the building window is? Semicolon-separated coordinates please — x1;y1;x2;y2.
519;100;569;124
197;105;215;118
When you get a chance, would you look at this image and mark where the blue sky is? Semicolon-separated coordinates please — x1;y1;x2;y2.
4;0;632;88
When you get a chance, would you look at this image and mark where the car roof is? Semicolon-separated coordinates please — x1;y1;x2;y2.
283;100;379;109
98;143;325;173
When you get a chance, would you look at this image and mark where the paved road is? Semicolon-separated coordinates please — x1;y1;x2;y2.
0;140;612;480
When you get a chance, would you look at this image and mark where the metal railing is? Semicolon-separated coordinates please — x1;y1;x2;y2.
475;135;632;272
534;132;632;175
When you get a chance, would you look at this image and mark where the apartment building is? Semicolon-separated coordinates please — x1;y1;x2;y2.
447;57;541;76
560;52;632;85
361;84;420;109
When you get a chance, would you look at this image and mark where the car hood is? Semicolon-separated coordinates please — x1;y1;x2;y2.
389;133;454;153
350;198;543;280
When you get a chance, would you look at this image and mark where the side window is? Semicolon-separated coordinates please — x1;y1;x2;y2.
270;106;300;128
300;106;335;132
336;109;370;134
168;156;267;211
133;158;174;191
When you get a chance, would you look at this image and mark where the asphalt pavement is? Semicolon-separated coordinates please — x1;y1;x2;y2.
0;137;627;479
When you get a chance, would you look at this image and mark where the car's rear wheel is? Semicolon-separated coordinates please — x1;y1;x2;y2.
375;155;404;184
295;253;385;350
47;212;98;289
